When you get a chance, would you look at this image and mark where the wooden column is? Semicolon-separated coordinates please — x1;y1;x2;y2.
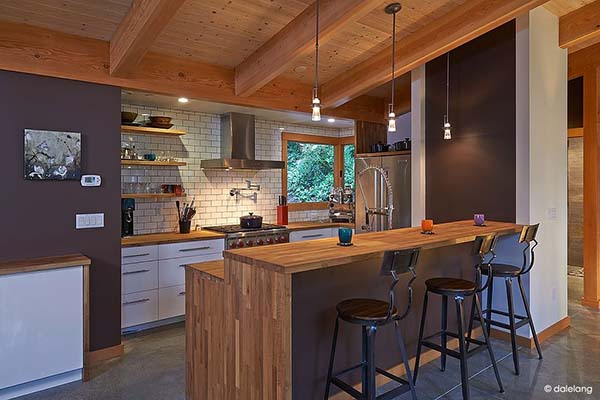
583;66;600;308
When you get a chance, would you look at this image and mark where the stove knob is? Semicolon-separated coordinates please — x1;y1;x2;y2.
230;242;237;249
278;235;288;243
237;241;245;248
266;238;274;244
257;239;265;246
246;240;254;247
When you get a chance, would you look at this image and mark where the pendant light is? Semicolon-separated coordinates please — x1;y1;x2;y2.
443;52;452;140
385;3;402;132
311;0;321;122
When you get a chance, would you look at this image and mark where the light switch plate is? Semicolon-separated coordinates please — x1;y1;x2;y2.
76;213;105;229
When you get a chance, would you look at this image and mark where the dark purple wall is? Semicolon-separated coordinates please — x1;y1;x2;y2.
0;70;121;351
426;22;516;224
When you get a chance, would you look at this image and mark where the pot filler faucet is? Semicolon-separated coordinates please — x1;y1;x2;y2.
357;165;394;231
230;179;260;201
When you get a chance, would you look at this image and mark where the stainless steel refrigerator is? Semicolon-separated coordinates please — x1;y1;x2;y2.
354;154;411;233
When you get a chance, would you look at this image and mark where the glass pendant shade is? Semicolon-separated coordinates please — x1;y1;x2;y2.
388;104;396;132
443;115;451;140
311;92;321;122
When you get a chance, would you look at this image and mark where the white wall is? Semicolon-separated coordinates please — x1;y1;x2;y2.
512;7;568;334
411;66;426;226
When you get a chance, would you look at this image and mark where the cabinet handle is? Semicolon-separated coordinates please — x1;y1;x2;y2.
123;253;150;258
123;269;151;275
302;234;324;238
178;291;186;296
179;246;211;252
123;298;150;305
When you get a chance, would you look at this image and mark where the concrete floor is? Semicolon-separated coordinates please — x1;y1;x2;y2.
16;276;600;400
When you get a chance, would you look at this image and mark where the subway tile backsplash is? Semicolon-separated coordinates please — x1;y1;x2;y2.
122;104;354;235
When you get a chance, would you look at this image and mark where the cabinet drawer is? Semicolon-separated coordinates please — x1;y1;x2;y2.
158;285;186;320
121;289;158;328
122;245;158;265
158;239;223;260
158;253;222;288
122;261;158;295
290;228;332;242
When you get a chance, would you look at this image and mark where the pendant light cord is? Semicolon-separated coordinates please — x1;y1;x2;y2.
446;52;450;118
314;0;319;94
390;11;396;111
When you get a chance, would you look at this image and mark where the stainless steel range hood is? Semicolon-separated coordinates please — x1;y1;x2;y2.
200;112;285;170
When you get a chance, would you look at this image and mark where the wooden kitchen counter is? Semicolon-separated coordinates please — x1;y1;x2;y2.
227;220;521;273
121;230;224;247
186;220;522;400
285;221;354;231
0;253;91;275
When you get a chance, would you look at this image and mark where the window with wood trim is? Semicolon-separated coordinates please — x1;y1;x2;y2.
282;132;354;211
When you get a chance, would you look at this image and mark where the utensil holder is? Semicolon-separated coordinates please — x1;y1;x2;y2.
277;205;288;225
179;221;191;234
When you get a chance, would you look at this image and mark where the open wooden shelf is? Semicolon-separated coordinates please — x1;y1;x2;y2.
121;160;187;167
355;150;411;158
121;125;186;136
121;193;183;199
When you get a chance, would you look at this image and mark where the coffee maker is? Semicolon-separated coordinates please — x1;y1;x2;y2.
121;198;135;237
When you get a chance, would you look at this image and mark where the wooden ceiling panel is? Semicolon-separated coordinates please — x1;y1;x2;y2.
545;0;597;16
0;0;132;41
152;0;312;67
281;0;467;85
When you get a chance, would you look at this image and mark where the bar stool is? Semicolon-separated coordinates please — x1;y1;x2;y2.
324;248;420;400
467;224;542;375
413;235;504;400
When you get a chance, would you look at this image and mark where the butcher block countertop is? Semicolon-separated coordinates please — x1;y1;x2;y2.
121;230;225;247
0;253;91;276
286;221;354;231
187;259;225;281
225;220;522;274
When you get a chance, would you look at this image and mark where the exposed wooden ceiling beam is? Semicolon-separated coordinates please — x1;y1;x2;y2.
0;21;384;124
321;0;548;109
110;0;186;76
559;0;600;52
569;40;600;78
234;0;381;97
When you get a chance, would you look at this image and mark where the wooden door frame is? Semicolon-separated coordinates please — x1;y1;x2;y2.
569;47;600;307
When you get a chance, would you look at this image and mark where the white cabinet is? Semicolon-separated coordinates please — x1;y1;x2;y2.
290;228;333;242
121;238;224;331
158;285;186;320
122;289;158;328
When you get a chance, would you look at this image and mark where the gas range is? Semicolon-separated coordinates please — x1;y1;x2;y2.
203;224;289;250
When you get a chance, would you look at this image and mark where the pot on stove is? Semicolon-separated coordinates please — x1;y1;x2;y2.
240;212;263;229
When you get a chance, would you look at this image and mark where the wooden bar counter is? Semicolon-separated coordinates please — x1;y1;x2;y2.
185;221;521;400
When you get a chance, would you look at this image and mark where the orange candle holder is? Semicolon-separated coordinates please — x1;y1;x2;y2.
421;219;434;233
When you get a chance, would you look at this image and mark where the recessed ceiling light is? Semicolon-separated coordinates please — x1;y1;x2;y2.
279;127;285;131
178;97;189;103
327;118;336;123
294;66;307;73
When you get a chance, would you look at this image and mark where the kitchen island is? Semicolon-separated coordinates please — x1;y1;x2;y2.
185;220;521;400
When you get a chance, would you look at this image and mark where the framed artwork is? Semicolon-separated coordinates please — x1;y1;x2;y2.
24;129;82;180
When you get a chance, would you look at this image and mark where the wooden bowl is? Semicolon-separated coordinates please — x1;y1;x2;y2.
149;116;172;124
121;111;138;123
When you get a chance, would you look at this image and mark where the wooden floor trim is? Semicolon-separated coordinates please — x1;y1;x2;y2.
490;316;571;349
86;343;124;366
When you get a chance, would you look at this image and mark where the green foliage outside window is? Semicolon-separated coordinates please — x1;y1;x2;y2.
287;141;334;203
344;144;355;189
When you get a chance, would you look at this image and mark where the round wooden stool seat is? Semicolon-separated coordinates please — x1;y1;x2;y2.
425;277;476;296
480;263;521;277
336;298;398;325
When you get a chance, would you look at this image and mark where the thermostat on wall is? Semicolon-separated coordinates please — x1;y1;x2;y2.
81;175;102;187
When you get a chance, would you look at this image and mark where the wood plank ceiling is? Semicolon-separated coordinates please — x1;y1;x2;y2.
0;0;596;117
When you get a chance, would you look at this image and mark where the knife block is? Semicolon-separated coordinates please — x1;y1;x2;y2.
277;205;288;225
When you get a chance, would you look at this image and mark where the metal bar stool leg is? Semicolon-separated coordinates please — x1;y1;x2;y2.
394;320;418;400
505;277;520;375
364;325;377;400
518;276;543;360
440;295;448;371
324;317;340;400
474;293;504;393
413;291;429;384
486;277;494;337
455;295;470;400
465;293;477;353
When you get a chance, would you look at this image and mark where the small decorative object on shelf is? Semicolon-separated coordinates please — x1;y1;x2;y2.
474;214;486;226
421;219;434;234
